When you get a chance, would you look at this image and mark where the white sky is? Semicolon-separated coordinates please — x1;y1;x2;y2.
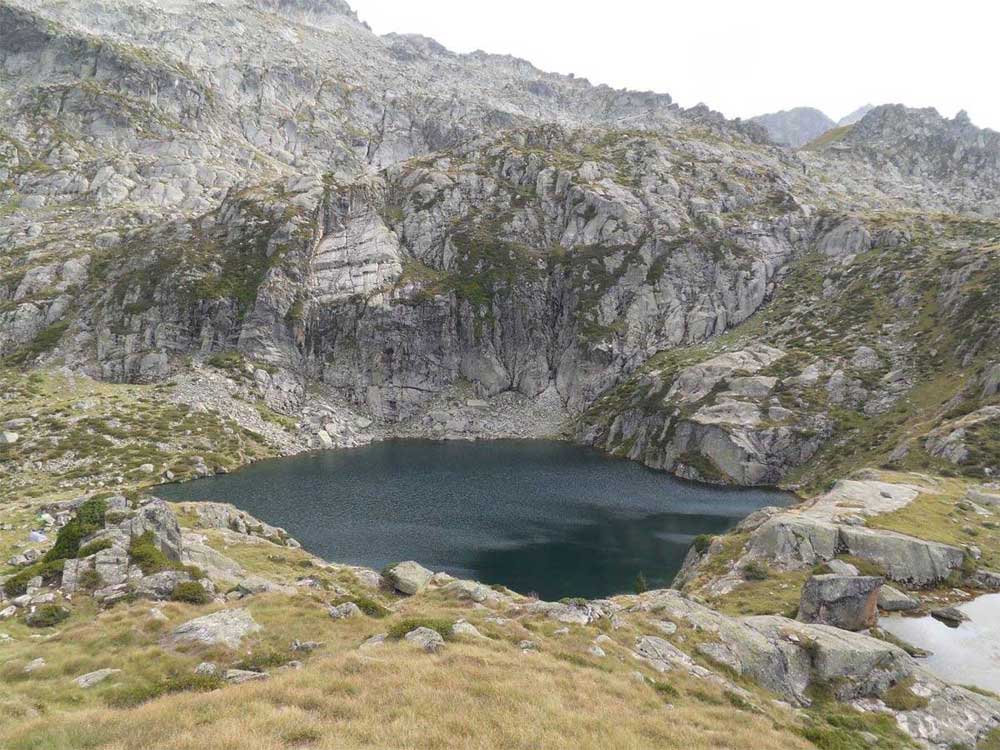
348;0;999;131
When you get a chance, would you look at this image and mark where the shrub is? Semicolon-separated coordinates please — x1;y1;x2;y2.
79;568;101;592
3;558;65;597
171;581;211;604
104;673;223;709
77;539;113;558
43;498;107;562
692;534;713;554
330;594;390;619
386;617;453;641
233;648;288;672
742;561;770;581
26;604;70;628
652;681;679;699
633;571;648;594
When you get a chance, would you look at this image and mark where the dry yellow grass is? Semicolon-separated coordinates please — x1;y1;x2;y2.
1;630;812;750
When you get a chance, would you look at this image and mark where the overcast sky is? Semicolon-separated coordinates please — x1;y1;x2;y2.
348;0;999;131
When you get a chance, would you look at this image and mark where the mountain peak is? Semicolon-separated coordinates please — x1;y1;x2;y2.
751;106;835;148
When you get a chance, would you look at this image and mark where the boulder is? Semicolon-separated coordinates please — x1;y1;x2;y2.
384;561;433;595
403;626;444;653
132;571;191;600
451;621;486;639
224;669;268;684
61;557;95;594
328;602;362;620
441;579;497;604
825;559;859;576
167;609;260;649
235;575;295;597
797;575;883;631
73;668;120;688
878;585;920;612
930;607;970;628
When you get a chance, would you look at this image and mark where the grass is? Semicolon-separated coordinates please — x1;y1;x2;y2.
866;477;1000;570
0;610;816;750
386;617;454;641
883;677;930;712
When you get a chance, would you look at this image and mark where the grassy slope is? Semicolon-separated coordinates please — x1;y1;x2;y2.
0;508;917;750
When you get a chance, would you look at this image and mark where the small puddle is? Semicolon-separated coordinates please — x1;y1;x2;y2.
879;593;1000;694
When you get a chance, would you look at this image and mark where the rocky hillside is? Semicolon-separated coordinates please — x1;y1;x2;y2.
2;2;1000;748
1;0;999;494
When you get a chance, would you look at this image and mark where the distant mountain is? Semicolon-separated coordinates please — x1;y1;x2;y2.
751;107;835;147
838;104;875;127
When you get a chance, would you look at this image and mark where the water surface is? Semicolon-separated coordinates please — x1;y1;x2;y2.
158;440;790;599
880;594;1000;694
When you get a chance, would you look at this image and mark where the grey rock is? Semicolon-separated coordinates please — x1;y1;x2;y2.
73;668;121;688
451;621;486;639
194;661;218;676
132;571;192;600
384;561;433;595
825;559;859;576
327;602;362;620
797;575;882;631
224;669;268;684
878;585;920;612
930;607;970;628
404;626;444;653
167;609;261;649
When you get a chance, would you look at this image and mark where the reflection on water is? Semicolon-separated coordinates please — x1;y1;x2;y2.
879;594;1000;694
158;439;790;599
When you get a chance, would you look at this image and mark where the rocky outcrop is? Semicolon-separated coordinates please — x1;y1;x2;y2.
580;345;831;484
629;589;1000;748
680;480;973;592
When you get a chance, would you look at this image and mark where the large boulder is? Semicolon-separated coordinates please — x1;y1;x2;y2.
167;609;260;649
384;561;433;595
797;575;882;631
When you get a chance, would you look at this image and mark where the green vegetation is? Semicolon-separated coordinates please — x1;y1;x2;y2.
386;617;454;641
129;532;201;579
26;604;70;628
170;581;210;604
883;677;930;711
3;498;107;596
330;594;391;619
741;561;770;581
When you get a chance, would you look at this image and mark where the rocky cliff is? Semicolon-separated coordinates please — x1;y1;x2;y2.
2;0;999;490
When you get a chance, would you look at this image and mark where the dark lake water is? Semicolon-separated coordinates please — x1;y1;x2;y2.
158;440;790;599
